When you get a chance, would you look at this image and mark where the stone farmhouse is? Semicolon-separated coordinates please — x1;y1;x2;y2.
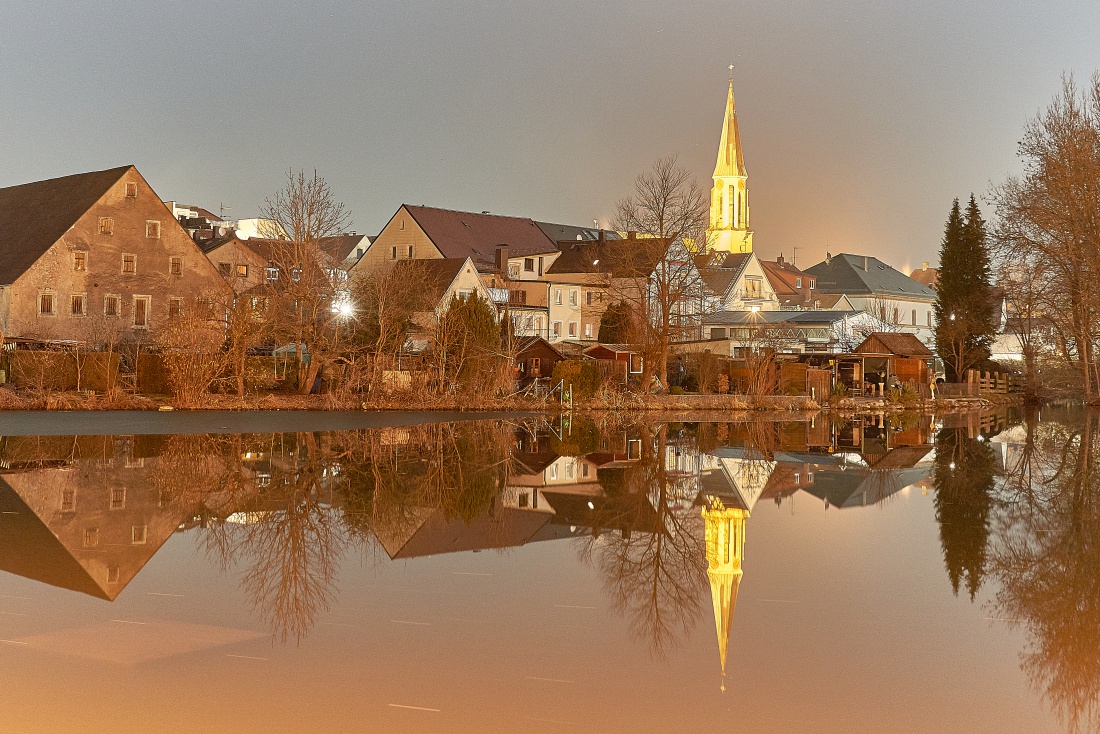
0;166;230;343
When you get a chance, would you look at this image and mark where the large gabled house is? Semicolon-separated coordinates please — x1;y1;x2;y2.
700;251;780;313
350;204;562;279
804;253;937;344
0;166;230;343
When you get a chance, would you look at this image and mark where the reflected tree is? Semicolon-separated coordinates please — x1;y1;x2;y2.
989;412;1100;733
933;426;997;600
578;425;708;658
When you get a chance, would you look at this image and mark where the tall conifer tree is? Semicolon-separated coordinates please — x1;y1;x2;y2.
934;195;996;381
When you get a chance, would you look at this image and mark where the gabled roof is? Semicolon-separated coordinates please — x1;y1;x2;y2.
804;254;936;300
704;310;858;326
0;165;132;285
700;252;752;297
534;221;620;244
909;265;939;289
545;238;668;278
513;335;564;360
854;332;934;357
391;257;473;301
318;233;368;264
402;205;559;269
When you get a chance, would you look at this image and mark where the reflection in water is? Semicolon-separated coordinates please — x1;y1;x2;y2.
0;414;942;688
987;410;1100;734
933;424;996;600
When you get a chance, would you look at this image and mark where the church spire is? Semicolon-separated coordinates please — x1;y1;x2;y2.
714;69;747;178
707;68;752;253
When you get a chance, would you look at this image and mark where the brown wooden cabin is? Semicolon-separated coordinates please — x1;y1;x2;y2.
513;336;565;386
836;333;934;396
582;343;643;384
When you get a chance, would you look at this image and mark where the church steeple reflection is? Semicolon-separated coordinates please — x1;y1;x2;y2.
703;496;748;693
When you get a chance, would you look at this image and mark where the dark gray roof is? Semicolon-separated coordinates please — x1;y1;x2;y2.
0;165;131;285
804;254;936;300
535;221;620;244
703;310;857;326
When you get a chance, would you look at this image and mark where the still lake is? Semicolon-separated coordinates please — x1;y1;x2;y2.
0;408;1093;733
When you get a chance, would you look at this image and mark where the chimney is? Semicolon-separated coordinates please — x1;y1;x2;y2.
826;252;832;264
598;230;606;244
495;245;509;276
922;261;929;271
776;253;785;266
862;255;869;271
627;231;637;240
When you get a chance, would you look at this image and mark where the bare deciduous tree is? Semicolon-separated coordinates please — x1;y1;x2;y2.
259;170;352;394
992;74;1100;400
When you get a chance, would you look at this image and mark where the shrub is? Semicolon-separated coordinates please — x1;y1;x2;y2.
551;359;603;401
670;385;685;395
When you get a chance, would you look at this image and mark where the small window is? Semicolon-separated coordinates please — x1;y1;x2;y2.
104;294;120;317
518;492;529;508
106;566;121;584
169;256;182;275
794;473;801;484
356;247;364;259
554;289;562;305
291;269;301;281
132;525;148;545
70;293;86;316
83;528;99;548
124;182;138;198
237;264;249;278
582;463;589;478
586;290;594;306
407;245;413;258
146;220;161;238
912;309;917;325
98;217;114;235
552;321;562;338
219;262;231;276
122;254;136;274
169;298;183;318
73;251;87;272
569;289;578;306
524;258;535;272
927;311;932;327
391;246;398;260
568;321;578;337
133;296;150;328
795;277;802;288
266;267;279;281
39;292;55;316
584;323;592;338
110;488;126;510
60;489;76;512
807;472;814;483
809;279;816;290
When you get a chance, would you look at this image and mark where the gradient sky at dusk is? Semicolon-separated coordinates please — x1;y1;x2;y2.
2;0;1098;270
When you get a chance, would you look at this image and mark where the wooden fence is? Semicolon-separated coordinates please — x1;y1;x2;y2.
936;370;1020;397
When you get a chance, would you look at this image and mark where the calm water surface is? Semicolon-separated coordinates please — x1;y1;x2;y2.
0;409;1095;733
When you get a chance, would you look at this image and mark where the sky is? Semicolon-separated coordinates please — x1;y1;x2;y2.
2;0;1098;271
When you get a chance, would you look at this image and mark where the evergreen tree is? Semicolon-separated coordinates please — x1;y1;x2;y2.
934;195;997;381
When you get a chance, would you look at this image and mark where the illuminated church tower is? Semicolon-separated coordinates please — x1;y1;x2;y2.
708;69;753;253
703;496;748;692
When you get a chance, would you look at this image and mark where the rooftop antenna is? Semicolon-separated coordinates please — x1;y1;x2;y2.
792;246;800;266
729;63;734;82
220;202;232;220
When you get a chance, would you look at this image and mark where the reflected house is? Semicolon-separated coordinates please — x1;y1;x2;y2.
799;446;932;509
0;436;185;600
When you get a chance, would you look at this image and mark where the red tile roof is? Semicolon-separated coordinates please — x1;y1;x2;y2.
403;205;558;270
